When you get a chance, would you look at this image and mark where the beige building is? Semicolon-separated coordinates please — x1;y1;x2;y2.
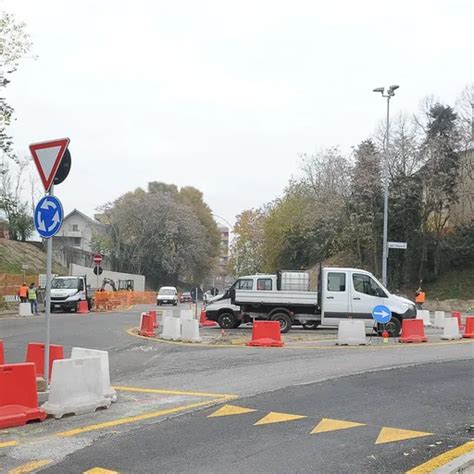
52;209;108;268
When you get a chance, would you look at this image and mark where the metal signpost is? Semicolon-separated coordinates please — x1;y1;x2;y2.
372;304;392;343
93;254;103;288
30;138;70;384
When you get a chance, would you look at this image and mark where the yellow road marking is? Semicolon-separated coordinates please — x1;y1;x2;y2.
311;418;366;434
406;441;474;473
208;404;257;417
375;427;433;445
83;469;120;474
127;326;474;350
113;385;234;399
254;411;307;426
0;440;18;448
8;459;52;473
56;398;226;437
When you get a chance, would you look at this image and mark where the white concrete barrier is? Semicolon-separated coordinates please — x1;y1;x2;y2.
42;357;111;418
19;302;32;317
336;320;368;346
180;309;194;321
181;319;202;343
162;309;173;320
434;311;446;329
441;317;461;340
71;347;117;402
161;317;181;341
416;310;432;327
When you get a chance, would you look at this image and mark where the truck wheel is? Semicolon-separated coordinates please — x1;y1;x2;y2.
218;312;236;329
384;317;402;337
271;313;292;333
302;321;320;330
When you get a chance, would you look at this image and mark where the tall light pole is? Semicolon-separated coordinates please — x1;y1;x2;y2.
373;84;399;287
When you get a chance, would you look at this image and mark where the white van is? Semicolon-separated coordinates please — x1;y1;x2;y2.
157;286;178;306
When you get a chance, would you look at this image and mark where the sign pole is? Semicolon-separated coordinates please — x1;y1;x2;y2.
44;184;54;385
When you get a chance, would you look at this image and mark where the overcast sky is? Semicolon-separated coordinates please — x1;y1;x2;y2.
3;0;472;227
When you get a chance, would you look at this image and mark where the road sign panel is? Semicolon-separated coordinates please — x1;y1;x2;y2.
388;241;407;250
372;304;392;324
34;195;64;239
29;138;70;191
93;254;103;264
53;148;72;185
93;266;103;276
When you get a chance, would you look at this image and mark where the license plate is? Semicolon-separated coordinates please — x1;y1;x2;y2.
54;305;61;309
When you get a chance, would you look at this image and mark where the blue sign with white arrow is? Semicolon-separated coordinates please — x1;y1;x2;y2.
372;304;392;324
34;195;64;239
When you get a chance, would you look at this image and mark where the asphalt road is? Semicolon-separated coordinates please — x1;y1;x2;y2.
1;305;473;472
41;360;474;473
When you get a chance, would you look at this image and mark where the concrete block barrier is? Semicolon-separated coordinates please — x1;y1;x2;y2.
441;317;462;340
19;302;32;317
181;319;202;343
335;320;368;346
42;357;111;419
246;321;284;347
434;311;446;329
180;309;194;321
71;347;117;402
416;310;432;327
161;317;181;341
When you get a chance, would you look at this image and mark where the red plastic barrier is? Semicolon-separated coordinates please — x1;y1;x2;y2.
25;342;64;380
463;317;474;338
0;363;47;429
139;313;155;337
246;321;284;347
199;309;217;327
149;310;158;329
77;300;89;314
451;311;464;330
0;340;4;365
399;319;427;343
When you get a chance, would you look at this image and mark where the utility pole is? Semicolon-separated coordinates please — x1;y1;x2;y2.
373;85;400;287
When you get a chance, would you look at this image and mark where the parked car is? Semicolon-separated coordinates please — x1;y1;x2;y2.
180;292;193;303
157;286;178;306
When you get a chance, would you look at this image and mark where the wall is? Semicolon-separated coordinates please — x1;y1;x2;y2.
69;263;145;291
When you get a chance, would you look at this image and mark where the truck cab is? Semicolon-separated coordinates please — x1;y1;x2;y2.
50;275;92;312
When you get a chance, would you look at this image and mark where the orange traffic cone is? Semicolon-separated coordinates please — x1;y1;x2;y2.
77;300;89;314
199;309;217;327
149;310;159;329
399;319;427;343
463;317;474;338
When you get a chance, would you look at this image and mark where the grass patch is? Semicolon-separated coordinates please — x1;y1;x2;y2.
423;267;474;300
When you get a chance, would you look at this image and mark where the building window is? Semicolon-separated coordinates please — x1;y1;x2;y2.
72;224;79;231
73;237;81;247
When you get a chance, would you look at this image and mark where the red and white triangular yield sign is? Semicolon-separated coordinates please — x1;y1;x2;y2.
29;138;70;191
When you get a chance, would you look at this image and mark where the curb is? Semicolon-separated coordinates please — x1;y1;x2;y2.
432;451;474;474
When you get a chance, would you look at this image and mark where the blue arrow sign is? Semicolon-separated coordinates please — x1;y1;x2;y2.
34;195;63;239
372;304;392;324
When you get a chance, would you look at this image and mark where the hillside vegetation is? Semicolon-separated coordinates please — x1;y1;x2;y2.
0;239;67;275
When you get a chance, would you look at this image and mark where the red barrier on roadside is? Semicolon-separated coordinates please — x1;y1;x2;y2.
451;311;464;330
139;313;155;337
25;342;64;380
399;319;427;343
463;317;474;338
246;321;284;347
0;340;4;365
199;309;217;327
77;300;89;314
149;310;158;329
0;363;47;429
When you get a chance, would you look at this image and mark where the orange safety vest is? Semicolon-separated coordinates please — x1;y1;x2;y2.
18;286;28;298
415;291;425;303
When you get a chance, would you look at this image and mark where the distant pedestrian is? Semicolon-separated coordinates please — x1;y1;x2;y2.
415;286;425;310
28;282;39;315
18;283;28;303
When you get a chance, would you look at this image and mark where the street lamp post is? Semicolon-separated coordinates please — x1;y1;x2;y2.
373;84;400;287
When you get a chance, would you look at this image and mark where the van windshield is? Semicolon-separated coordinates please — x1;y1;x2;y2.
159;289;175;296
52;278;79;290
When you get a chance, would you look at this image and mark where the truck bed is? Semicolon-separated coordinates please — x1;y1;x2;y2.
234;289;319;306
